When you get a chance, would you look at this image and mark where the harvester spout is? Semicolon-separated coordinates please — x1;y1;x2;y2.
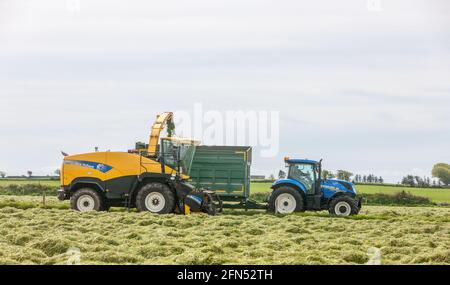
147;112;174;157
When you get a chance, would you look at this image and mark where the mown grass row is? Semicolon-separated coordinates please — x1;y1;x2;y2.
0;203;449;265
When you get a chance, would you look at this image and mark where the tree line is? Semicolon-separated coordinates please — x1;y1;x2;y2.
319;162;450;187
0;169;60;179
321;170;384;183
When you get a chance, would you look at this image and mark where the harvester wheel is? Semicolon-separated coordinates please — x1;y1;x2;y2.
136;183;175;214
70;188;104;212
329;196;359;216
268;186;304;214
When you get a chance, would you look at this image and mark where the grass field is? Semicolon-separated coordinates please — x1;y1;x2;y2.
0;196;449;265
0;179;59;187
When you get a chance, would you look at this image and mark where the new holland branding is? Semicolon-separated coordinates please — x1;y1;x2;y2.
64;160;113;173
321;185;344;192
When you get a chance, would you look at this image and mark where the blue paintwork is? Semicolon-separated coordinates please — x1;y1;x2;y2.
320;179;356;199
186;194;203;205
286;159;318;164
272;179;308;193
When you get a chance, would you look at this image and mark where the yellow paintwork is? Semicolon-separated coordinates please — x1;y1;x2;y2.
147;112;173;156
61;151;188;186
184;204;191;215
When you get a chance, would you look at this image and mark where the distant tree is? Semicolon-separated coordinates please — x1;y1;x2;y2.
401;175;416;187
432;163;450;186
268;174;275;181
336;170;353;181
374;176;378;183
363;175;367;183
0;171;6;178
414;176;422;187
27;171;33;178
54;169;61;176
322;170;335;179
278;170;286;179
379;176;384;184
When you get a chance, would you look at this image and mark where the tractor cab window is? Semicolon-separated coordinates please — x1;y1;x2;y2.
288;163;315;194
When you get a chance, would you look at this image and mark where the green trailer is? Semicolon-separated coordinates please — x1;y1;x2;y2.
187;146;266;210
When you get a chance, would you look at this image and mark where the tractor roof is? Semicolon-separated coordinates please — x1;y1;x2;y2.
286;159;318;164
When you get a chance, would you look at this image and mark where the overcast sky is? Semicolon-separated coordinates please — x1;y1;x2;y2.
1;0;449;182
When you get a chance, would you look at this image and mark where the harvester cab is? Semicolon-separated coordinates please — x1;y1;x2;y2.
268;157;362;216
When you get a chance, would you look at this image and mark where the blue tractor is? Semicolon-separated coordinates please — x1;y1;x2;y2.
268;157;362;216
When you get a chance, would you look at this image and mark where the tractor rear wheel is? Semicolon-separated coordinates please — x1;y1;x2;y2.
268;186;304;214
329;196;359;216
136;183;175;214
70;188;104;212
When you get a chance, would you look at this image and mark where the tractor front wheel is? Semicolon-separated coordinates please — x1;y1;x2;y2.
136;183;175;214
268;186;304;214
329;196;359;216
70;188;104;212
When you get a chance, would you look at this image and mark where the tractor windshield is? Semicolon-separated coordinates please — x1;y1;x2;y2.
160;138;200;175
288;163;315;194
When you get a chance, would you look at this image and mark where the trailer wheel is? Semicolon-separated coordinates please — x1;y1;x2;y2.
329;196;359;216
70;188;104;212
268;186;304;214
136;183;175;214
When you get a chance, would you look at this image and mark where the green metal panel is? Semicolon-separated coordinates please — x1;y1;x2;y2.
188;146;252;198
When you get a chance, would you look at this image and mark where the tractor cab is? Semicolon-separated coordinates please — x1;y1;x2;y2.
284;158;322;195
283;157;323;210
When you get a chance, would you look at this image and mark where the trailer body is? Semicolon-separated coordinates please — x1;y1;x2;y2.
188;146;253;205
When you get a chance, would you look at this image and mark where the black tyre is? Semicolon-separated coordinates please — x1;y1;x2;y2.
101;202;111;212
268;186;304;214
70;188;104;212
204;203;217;216
135;183;175;214
328;195;359;216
